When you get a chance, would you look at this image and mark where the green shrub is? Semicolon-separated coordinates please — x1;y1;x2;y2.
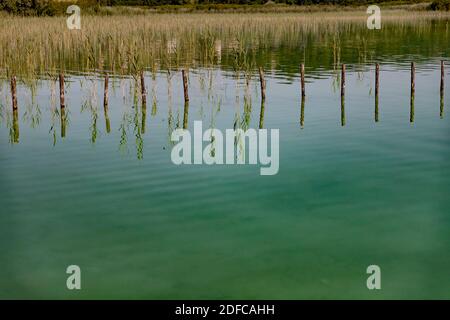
429;0;450;10
0;0;58;16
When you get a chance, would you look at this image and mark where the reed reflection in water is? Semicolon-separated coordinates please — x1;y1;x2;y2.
0;62;447;158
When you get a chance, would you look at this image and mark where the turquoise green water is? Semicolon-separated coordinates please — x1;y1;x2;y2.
1;20;450;299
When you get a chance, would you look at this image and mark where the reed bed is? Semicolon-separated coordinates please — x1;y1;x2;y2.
1;11;449;78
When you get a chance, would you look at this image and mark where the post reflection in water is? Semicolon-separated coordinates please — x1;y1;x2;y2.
141;99;147;134
375;93;379;123
140;71;146;107
2;62;447;151
410;89;415;123
300;97;305;128
11;109;19;144
375;63;380;123
90;109;98;144
183;101;189;129
167;72;176;143
259;100;265;129
60;107;66;138
104;108;111;134
103;73;111;133
440;60;445;119
151;72;157;117
340;64;346;127
341;95;346;127
242;88;252;131
134;105;144;160
410;62;415;123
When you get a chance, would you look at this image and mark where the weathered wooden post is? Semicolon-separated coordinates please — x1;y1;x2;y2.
141;70;146;106
300;63;306;98
59;73;65;109
181;68;189;128
259;67;266;102
182;69;189;103
11;76;17;111
103;73;109;110
375;63;380;122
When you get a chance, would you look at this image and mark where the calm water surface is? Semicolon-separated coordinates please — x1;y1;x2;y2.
0;19;449;299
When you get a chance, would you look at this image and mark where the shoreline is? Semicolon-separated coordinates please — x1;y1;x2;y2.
0;2;440;16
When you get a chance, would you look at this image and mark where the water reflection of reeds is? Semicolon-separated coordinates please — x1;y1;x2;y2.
0;59;447;159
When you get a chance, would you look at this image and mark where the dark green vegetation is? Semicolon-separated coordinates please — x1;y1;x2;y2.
98;0;428;4
1;0;445;16
429;0;450;10
0;0;57;15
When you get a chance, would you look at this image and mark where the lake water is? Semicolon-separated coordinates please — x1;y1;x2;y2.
0;17;449;299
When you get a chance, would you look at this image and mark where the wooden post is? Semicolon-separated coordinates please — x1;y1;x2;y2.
300;63;305;98
11;76;17;111
59;73;65;109
259;67;266;102
101;73;110;134
341;64;346;97
375;63;380;122
182;69;189;103
103;73;109;110
141;70;146;106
